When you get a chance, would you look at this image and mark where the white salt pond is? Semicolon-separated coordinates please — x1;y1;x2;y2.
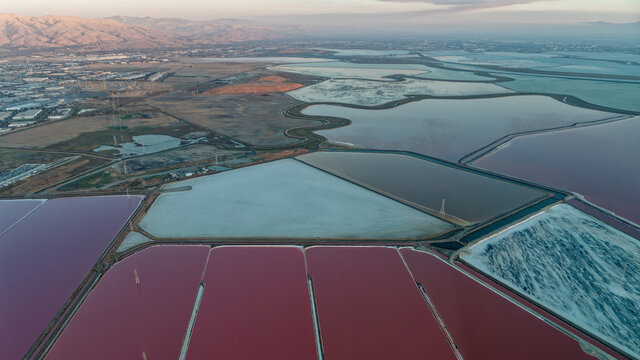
94;134;182;156
288;78;511;106
139;159;453;239
116;231;153;253
304;95;618;161
461;204;640;358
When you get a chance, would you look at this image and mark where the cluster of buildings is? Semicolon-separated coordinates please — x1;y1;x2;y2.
0;54;172;133
0;156;78;189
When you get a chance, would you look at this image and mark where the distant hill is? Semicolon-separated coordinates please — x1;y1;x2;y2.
0;13;308;50
107;16;309;43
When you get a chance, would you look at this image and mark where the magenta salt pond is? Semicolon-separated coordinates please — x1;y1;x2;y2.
0;195;143;360
0;199;43;234
471;117;640;225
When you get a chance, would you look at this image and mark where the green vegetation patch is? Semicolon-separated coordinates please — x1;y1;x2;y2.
0;150;67;170
60;170;114;190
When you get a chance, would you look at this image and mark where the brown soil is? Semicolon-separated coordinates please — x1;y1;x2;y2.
255;75;289;83
146;92;319;147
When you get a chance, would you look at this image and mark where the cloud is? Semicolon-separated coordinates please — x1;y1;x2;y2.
378;0;548;12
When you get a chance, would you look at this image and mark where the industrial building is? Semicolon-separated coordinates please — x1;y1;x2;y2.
48;108;73;120
12;109;43;121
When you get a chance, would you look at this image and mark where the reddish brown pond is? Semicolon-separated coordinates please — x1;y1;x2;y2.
187;246;318;360
306;246;455;360
400;248;604;360
46;245;209;360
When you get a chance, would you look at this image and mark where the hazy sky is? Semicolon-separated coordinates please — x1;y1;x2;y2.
3;0;639;23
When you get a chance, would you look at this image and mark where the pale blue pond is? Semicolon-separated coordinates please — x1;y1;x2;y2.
431;51;640;77
271;61;429;80
139;159;453;239
274;60;495;82
93;134;182;156
116;231;153;253
498;74;640;112
461;204;640;358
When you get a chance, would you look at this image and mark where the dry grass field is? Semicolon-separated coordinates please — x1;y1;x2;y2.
0;156;108;195
0;112;179;148
147;92;320;146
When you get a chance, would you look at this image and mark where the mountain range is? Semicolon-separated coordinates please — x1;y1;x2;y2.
0;13;309;50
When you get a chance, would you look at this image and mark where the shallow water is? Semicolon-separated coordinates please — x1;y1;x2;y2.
298;151;546;224
183;57;336;64
304;95;616;161
415;66;494;81
497;74;640;112
316;48;413;57
275;60;498;82
472;116;640;224
432;51;640;77
271;61;429;80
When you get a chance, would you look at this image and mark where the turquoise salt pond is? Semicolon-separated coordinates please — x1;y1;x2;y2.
93;134;182;156
139;159;453;239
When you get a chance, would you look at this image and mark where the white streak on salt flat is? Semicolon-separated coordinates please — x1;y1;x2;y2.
139;159;452;239
288;78;511;106
461;204;640;358
116;231;152;253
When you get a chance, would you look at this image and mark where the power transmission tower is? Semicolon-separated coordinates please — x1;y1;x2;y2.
439;199;446;218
